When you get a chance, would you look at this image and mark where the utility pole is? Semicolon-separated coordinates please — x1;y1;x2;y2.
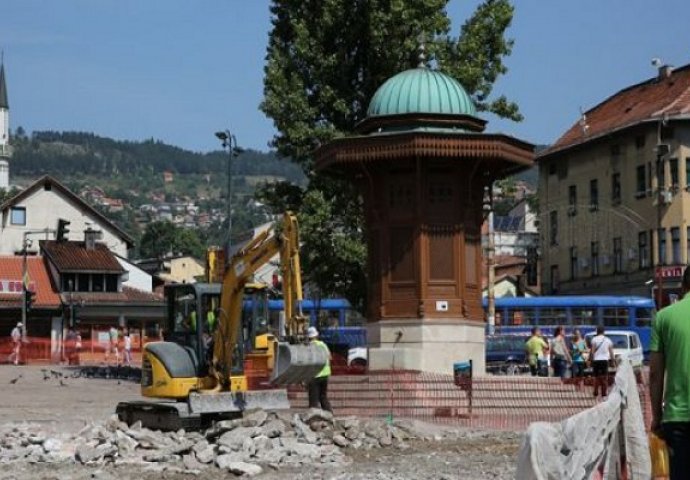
484;184;496;335
21;235;28;341
215;130;239;257
655;144;668;308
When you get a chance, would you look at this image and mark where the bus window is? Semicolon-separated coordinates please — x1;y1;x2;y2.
345;309;365;327
635;307;654;327
571;307;596;326
538;308;567;326
509;308;536;325
317;310;340;330
603;307;629;327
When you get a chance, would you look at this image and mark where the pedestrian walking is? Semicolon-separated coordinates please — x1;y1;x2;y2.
306;326;332;412
570;329;587;386
8;322;22;365
105;326;120;364
123;329;132;366
551;326;572;379
589;325;614;399
650;267;690;480
525;327;548;377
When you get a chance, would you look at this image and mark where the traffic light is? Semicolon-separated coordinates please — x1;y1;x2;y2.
57;219;71;242
24;289;36;311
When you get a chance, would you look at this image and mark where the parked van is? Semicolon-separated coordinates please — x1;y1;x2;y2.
585;330;644;370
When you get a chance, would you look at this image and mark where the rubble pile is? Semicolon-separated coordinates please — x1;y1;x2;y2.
0;409;420;476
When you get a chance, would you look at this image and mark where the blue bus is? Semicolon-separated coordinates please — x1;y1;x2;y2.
244;298;367;350
482;296;656;353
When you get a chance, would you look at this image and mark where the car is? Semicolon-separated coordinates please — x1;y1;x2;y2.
485;334;530;375
347;346;368;367
584;330;644;370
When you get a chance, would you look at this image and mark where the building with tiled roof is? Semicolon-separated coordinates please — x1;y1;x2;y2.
0;175;134;257
537;62;690;303
0;256;61;338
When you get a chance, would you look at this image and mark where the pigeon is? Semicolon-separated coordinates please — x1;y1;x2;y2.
9;374;22;384
50;370;62;379
59;379;68;387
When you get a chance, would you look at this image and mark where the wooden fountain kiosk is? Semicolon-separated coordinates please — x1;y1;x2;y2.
315;64;534;374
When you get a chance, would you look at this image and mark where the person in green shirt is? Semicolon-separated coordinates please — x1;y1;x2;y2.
650;267;690;480
307;326;332;412
525;327;548;377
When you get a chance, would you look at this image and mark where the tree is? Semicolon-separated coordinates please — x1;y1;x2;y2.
139;221;204;259
261;0;521;310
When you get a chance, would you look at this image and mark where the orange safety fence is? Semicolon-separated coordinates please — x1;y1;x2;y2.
289;368;653;432
0;336;146;366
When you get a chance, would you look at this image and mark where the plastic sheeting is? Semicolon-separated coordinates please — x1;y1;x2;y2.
515;361;650;480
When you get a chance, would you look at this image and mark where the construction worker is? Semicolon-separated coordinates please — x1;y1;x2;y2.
651;267;690;480
307;326;332;412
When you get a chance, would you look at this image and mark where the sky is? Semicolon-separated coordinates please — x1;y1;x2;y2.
1;1;690;154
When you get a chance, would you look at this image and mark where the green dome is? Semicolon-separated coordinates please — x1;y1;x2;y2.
367;67;477;118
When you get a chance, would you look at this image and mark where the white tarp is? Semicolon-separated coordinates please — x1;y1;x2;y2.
515;360;650;480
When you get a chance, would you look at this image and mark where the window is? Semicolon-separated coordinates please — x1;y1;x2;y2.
570;246;578;280
610;144;621;157
635;307;655;327
568;185;577;215
661;125;674;140
686;158;690;189
671;227;681;264
636;165;646;196
635;135;646;149
548;161;556;175
639;232;649;269
526;247;538;286
10;207;26;225
650;229;655;268
105;275;118;292
92;274;104;292
590;179;599;210
344;309;365;327
508;308;537;326
658;228;667;266
611;172;621;204
603;307;629;327
591;241;600;277
61;274;76;292
670;158;679;188
613;237;623;273
550;265;559;294
549;210;558;246
572;307;597;326
647;162;653;191
77;274;89;292
539;307;567;326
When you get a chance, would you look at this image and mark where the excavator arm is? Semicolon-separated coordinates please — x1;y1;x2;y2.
211;212;318;388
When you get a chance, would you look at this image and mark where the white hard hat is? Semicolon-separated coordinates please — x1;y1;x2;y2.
16;322;23;328
307;326;319;338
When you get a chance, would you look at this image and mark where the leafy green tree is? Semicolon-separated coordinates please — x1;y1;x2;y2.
139;221;204;259
261;0;521;309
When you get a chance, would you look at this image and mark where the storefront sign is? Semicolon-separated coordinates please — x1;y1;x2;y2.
656;266;685;279
0;279;37;294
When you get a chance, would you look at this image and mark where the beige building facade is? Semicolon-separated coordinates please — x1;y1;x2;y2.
538;63;690;304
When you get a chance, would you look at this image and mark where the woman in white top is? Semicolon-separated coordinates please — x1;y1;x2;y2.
589;325;614;398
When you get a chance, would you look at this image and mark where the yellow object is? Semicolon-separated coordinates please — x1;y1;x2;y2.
121;212;326;429
649;432;670;479
313;339;331;378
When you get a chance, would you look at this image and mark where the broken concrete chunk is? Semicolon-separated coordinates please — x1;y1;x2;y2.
217;427;260;451
194;445;215;464
42;438;62;453
261;420;286;439
332;435;349;448
241;409;268;428
227;461;263;476
216;452;249;469
301;408;334;425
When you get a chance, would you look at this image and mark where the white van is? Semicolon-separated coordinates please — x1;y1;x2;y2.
584;330;644;370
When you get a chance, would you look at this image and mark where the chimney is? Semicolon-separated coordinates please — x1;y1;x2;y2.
84;227;103;250
659;64;673;80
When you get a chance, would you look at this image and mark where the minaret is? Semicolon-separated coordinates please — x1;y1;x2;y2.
0;54;10;190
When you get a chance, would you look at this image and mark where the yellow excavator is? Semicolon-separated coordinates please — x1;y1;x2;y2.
116;212;327;430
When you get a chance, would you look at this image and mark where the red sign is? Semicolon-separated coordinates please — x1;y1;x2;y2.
0;279;37;294
656;266;684;279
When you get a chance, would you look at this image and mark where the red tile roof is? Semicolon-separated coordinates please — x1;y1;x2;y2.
0;256;61;309
41;240;125;273
541;64;690;158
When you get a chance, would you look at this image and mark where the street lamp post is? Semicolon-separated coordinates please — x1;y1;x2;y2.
215;130;239;256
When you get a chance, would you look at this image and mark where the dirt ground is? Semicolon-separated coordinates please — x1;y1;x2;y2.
0;366;521;479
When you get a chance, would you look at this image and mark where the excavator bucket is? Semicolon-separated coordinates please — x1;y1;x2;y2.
270;342;329;386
